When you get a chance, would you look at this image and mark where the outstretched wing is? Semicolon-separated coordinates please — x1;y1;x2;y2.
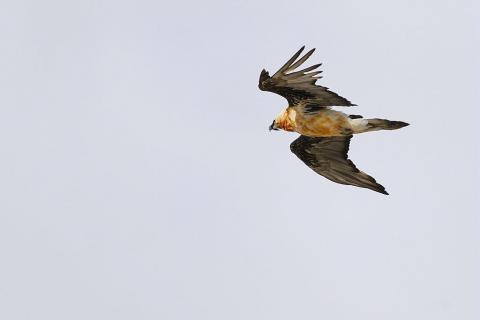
259;46;355;108
290;135;388;194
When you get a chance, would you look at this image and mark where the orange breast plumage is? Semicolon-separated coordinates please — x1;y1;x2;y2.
293;108;352;137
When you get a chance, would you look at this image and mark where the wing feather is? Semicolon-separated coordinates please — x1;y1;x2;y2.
273;46;306;77
259;47;356;108
290;135;388;194
286;48;315;72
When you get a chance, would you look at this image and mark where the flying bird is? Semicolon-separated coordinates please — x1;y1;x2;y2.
259;46;408;195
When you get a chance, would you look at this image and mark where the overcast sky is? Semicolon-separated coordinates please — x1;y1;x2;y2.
0;0;479;319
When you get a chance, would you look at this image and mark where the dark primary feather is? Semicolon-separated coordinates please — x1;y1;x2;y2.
259;46;356;108
290;135;388;195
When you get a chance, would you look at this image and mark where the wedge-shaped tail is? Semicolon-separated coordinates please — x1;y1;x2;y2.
367;119;409;130
350;118;410;134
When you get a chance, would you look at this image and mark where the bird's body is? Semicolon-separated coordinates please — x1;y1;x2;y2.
274;106;407;137
259;46;409;194
274;106;352;136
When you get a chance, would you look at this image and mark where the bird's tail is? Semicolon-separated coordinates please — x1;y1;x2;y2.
350;118;409;134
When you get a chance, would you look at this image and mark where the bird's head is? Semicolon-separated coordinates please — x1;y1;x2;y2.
269;109;296;132
269;119;279;131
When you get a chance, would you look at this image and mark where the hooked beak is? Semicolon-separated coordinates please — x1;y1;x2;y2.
269;120;278;131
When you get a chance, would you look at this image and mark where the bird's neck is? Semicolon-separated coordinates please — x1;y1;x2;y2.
276;108;296;131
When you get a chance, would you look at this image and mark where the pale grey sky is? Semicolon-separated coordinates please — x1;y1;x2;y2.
0;0;479;319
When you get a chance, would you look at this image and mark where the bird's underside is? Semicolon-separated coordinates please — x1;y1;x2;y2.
259;46;408;194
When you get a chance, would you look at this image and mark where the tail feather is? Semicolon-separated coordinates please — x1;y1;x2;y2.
367;119;409;130
350;118;409;133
